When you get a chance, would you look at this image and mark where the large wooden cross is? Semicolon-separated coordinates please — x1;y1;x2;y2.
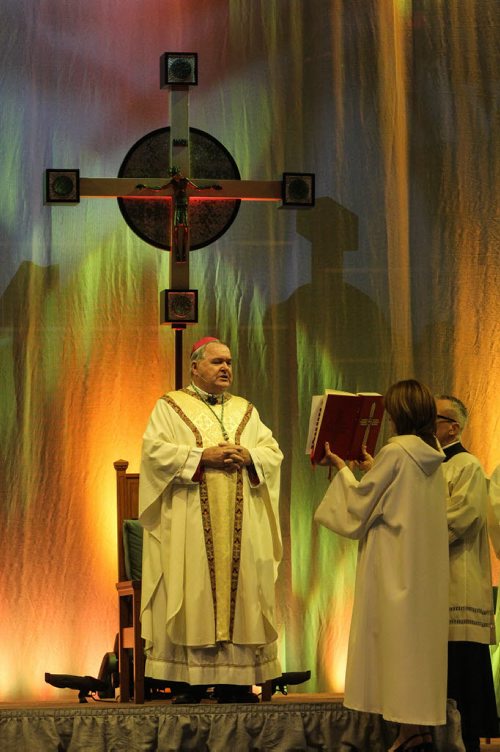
46;53;314;387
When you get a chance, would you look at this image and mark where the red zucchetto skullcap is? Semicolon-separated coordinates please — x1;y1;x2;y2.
190;336;220;356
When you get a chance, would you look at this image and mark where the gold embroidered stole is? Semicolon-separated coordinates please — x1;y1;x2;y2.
163;390;253;641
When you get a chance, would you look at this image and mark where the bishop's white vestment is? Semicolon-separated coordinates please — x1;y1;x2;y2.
314;435;449;725
139;388;283;685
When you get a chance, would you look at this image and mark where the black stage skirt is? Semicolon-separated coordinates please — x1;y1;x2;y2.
448;641;498;740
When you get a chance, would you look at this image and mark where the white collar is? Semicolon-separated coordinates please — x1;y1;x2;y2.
189;383;226;405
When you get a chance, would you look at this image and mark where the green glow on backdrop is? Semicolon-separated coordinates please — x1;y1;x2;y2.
0;0;499;701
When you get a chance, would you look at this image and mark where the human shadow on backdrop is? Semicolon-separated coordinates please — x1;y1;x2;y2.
255;196;393;688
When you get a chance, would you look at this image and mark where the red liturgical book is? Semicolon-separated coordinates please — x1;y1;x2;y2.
306;390;384;464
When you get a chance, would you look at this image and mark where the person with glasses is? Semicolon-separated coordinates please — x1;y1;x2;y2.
435;395;498;752
138;336;283;704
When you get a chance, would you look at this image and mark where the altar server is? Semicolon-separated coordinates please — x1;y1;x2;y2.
435;395;497;752
315;379;449;752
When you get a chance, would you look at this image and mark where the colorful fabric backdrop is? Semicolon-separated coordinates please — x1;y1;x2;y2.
0;0;498;700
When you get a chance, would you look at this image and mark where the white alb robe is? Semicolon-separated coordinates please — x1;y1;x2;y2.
487;464;500;714
139;388;283;685
314;435;449;725
443;445;495;644
488;464;500;557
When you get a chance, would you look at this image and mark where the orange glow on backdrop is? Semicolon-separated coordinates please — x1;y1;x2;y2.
435;3;500;475
1;0;498;701
322;610;352;693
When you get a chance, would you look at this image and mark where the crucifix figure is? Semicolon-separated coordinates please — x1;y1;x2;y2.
45;52;315;387
135;167;223;263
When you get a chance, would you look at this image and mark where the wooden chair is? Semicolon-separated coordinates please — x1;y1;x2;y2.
114;459;145;704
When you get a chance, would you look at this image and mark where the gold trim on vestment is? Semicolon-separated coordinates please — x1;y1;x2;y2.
162;393;218;628
229;401;254;636
161;394;204;446
163;390;255;641
181;386;233;404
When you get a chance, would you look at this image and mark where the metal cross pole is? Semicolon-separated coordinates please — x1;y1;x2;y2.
45;52;315;389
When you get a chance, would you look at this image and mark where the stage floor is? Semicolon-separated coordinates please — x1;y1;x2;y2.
0;690;343;709
0;693;474;751
2;691;352;707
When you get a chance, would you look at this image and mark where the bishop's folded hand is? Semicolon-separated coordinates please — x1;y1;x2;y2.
202;442;251;470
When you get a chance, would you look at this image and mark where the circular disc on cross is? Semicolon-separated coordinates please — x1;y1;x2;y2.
117;127;241;251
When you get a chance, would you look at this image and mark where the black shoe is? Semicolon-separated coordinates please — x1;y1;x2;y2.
172;693;201;704
171;684;207;704
217;691;259;704
215;684;260;704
